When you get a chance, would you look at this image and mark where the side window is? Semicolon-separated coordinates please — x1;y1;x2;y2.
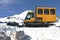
44;9;49;14
38;9;43;14
50;9;55;14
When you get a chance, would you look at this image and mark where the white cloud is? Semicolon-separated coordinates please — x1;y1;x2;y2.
0;0;11;4
0;0;15;7
0;0;10;3
0;0;24;10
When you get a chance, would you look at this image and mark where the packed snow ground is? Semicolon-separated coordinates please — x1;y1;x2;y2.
10;26;60;40
0;24;60;40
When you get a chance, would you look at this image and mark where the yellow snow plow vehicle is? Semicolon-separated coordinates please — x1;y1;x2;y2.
24;7;56;27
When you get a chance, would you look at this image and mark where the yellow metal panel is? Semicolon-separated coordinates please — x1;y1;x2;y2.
43;15;56;22
24;18;35;22
36;7;56;22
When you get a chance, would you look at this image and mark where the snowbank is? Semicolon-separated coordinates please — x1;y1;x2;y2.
0;25;60;40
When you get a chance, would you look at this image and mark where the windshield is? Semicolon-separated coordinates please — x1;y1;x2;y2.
25;12;34;20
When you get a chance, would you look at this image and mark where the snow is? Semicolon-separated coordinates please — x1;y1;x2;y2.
0;25;60;40
17;27;60;40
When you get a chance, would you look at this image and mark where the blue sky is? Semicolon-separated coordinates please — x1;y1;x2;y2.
0;0;60;18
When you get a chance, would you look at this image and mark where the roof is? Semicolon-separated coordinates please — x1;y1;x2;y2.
36;6;56;9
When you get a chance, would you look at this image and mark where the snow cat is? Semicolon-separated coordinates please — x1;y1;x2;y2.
24;7;56;27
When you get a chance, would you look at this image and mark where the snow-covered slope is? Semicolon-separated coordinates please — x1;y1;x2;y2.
0;10;33;26
0;10;33;23
12;10;33;20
